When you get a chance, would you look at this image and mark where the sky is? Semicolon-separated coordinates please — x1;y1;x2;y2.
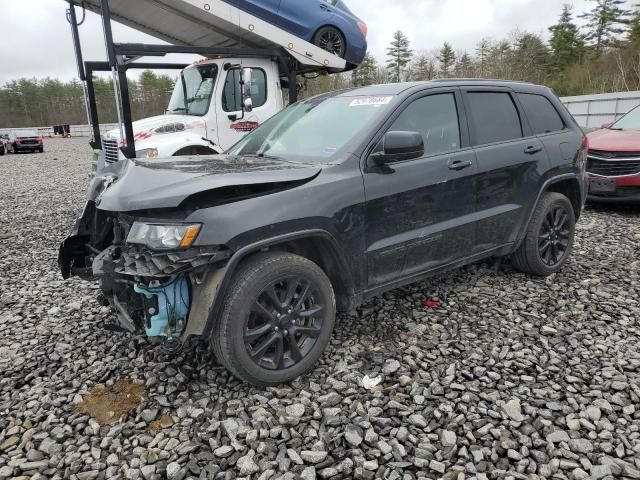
0;0;600;84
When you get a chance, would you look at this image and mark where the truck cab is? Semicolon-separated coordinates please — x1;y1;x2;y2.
104;57;283;162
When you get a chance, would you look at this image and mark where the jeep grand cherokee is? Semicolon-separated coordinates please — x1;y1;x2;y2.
59;80;588;386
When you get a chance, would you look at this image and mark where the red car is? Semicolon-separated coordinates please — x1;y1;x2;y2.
586;105;640;203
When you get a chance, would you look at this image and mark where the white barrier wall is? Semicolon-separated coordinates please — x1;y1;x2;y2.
560;91;640;129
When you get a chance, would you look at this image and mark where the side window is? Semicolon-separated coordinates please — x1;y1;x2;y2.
517;93;565;135
467;92;523;145
389;93;461;156
222;69;267;112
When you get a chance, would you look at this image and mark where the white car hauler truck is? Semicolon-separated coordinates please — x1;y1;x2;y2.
65;0;358;167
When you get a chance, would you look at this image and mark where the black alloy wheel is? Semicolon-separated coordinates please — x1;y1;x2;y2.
314;27;346;58
538;206;572;267
212;252;336;386
245;276;324;370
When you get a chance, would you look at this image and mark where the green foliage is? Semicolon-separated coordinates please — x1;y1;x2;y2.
549;5;585;76
579;0;631;51
386;30;413;82
438;43;456;78
0;71;175;129
352;53;378;87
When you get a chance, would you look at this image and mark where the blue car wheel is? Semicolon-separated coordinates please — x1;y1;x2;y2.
313;26;346;59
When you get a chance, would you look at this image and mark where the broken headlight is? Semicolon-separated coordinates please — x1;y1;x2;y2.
127;223;201;250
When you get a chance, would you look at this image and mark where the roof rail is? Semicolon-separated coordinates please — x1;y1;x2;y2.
430;78;534;85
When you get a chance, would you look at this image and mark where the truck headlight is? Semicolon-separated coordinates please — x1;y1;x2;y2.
136;148;159;159
127;223;201;250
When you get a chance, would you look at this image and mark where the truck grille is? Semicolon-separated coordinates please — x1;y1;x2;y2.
103;139;120;164
587;150;640;177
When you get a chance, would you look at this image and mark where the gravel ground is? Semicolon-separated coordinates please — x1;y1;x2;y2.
1;138;640;480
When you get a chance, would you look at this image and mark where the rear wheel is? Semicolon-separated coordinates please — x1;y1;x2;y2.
511;192;575;276
38;146;44;153
211;252;336;386
313;26;346;59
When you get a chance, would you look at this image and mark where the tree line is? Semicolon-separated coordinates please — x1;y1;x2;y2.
0;71;174;129
302;0;640;98
0;0;638;128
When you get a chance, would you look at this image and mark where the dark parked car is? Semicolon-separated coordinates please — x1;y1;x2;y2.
224;0;367;66
0;134;7;156
586;105;640;203
9;130;44;153
60;80;587;386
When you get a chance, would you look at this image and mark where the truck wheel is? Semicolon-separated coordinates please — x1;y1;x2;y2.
512;192;575;276
313;26;346;59
211;252;336;386
38;146;44;153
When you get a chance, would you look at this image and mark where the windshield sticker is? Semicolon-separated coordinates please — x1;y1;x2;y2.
350;96;393;107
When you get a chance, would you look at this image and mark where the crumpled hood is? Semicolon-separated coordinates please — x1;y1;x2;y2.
587;128;640;152
97;155;322;212
103;114;207;142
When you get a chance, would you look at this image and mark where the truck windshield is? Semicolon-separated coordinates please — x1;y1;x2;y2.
612;105;640;130
167;64;218;116
228;94;394;160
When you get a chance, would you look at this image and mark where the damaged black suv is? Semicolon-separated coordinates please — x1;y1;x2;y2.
60;80;588;386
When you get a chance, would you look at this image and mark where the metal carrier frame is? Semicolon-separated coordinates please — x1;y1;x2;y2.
66;0;300;159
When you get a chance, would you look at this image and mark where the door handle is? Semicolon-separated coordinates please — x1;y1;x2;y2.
320;3;331;10
524;145;543;155
448;159;473;171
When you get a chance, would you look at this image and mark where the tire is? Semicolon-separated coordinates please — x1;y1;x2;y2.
211;252;336;386
313;26;347;59
0;147;4;156
38;147;44;153
512;192;576;276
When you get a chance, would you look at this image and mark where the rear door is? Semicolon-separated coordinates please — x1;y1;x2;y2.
237;0;281;21
363;90;477;287
462;88;549;253
277;0;335;37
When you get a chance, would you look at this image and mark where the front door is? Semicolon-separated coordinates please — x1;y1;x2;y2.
215;64;272;150
363;91;478;288
461;89;549;253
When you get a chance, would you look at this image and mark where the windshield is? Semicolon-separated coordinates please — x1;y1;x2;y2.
612;105;640;130
167;64;218;116
18;131;38;137
228;94;395;160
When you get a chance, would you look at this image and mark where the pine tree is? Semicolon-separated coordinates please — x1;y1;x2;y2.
549;5;585;74
438;42;456;78
514;33;549;83
476;39;491;77
412;54;436;81
352;53;378;87
455;53;474;78
386;31;413;82
580;0;631;52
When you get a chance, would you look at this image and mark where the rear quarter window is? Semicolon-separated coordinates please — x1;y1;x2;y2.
518;93;565;135
466;92;523;145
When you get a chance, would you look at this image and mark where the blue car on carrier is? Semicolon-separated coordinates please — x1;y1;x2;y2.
224;0;368;66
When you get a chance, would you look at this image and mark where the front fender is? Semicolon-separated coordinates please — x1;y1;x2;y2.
200;229;353;338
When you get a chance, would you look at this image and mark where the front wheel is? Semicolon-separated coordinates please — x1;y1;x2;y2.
211;252;336;386
313;26;347;59
511;192;576;276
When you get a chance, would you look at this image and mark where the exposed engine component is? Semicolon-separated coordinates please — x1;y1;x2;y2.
134;275;190;342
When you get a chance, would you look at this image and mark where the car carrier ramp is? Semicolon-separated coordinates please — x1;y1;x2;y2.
77;0;351;74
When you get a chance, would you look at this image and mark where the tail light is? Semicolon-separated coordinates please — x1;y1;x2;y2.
358;22;368;38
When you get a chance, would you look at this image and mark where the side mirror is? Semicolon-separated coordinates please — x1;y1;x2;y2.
373;131;424;165
243;97;253;113
601;122;613;129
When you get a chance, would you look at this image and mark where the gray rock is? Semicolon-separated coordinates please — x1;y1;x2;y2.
301;451;328;464
382;359;401;375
